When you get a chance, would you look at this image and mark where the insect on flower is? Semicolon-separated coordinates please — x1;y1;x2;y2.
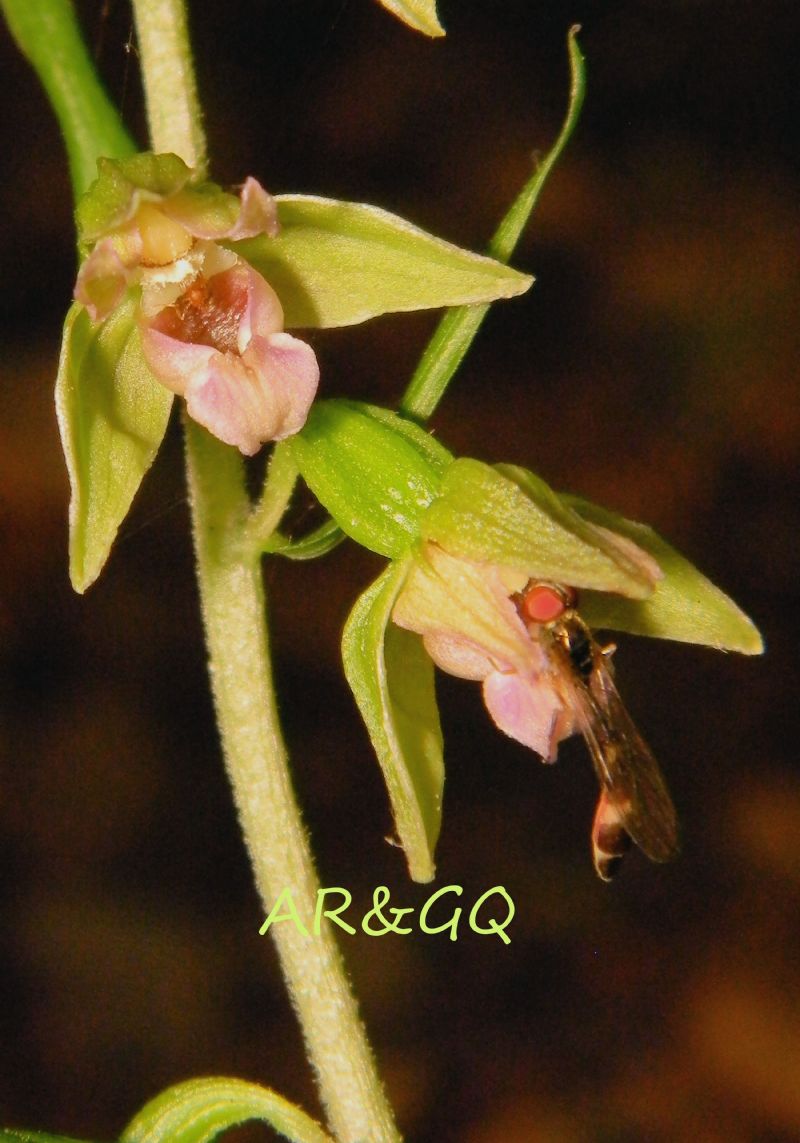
517;582;680;880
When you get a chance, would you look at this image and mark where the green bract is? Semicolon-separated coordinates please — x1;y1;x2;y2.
291;399;453;558
232;196;532;329
121;1077;333;1143
55;296;173;592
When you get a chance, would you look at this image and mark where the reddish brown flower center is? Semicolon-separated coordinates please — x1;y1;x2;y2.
153;272;247;353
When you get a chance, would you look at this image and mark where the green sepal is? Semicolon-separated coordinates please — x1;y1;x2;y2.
121;1076;333;1143
421;459;658;597
291;400;453;558
342;556;444;883
55;295;173;593
232;196;532;329
76;152;193;244
375;0;444;37
564;496;764;654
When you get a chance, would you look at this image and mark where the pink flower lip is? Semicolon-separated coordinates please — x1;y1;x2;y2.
141;260;318;455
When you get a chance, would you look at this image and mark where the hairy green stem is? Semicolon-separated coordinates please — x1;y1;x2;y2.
185;422;400;1142
131;1;401;1136
131;0;207;174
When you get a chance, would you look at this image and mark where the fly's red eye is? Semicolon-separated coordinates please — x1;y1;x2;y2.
521;583;569;624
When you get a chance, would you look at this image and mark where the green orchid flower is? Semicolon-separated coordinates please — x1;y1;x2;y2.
291;399;762;882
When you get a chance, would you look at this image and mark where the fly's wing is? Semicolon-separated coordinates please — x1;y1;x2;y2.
546;628;680;869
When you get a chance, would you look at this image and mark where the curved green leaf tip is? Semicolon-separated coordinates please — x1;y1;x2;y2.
55;297;173;593
121;1077;334;1143
376;0;444;37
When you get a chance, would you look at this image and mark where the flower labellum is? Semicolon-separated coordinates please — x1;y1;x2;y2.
392;543;579;762
141;260;318;455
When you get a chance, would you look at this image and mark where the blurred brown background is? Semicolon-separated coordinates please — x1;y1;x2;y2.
1;1;798;1140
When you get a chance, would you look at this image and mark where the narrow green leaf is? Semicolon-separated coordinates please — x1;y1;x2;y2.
422;459;657;598
401;26;585;420
564;496;764;654
375;0;444;37
291;400;452;558
0;1133;94;1143
232;196;531;329
121;1077;333;1143
1;0;135;198
342;558;444;883
55;297;173;592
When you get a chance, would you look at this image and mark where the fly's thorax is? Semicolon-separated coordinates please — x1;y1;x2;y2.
551;613;595;681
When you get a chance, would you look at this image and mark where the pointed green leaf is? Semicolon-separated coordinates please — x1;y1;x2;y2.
55;296;173;592
343;557;444;883
375;0;444;37
121;1077;333;1143
563;496;764;653
421;459;657;597
291;400;452;558
401;26;585;420
231;196;532;329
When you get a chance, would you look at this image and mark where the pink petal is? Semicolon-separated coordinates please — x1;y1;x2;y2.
164;178;279;242
164;331;317;455
482;669;574;761
421;632;495;681
242;331;320;439
140;326;217;397
237;261;285;345
588;523;663;587
227;177;280;239
182;352;269;455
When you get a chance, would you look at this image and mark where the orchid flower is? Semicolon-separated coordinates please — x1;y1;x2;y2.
289;399;763;882
72;152;318;455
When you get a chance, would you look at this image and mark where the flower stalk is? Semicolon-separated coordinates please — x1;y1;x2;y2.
131;0;207;175
185;421;399;1142
132;0;401;1138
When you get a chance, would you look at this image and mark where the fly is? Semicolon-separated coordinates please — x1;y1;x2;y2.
518;582;680;880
